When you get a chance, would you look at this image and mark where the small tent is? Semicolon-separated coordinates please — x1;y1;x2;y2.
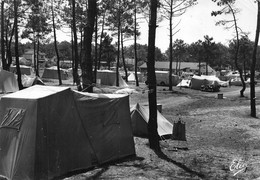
0;85;135;180
96;70;128;87
128;72;144;82
130;103;173;139
177;79;191;88
190;75;207;90
21;74;45;88
42;66;69;80
0;69;19;93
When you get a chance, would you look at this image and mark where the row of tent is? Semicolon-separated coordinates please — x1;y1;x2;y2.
0;85;174;180
8;66;130;87
177;75;229;89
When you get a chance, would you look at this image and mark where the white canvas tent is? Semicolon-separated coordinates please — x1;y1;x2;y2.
177;79;191;88
21;74;44;87
128;72;144;82
130;103;173;139
0;69;19;93
96;70;128;87
0;85;135;180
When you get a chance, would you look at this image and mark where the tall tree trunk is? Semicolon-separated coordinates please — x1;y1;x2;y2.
121;29;128;82
79;30;83;68
33;39;38;76
82;0;96;92
98;14;105;70
116;4;121;87
250;2;260;118
94;14;98;83
228;3;245;97
168;0;173;90
36;38;40;77
71;28;75;83
147;0;160;152
134;1;139;86
72;0;82;91
1;0;6;70
52;2;62;85
14;0;23;90
6;24;15;70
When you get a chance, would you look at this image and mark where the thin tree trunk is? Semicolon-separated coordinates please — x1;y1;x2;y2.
94;14;98;83
250;2;260;118
134;0;139;86
33;39;37;76
228;3;245;97
72;0;82;91
169;0;173;90
1;0;6;70
147;0;160;152
36;38;40;77
98;14;105;70
52;1;62;85
81;0;96;92
71;28;75;83
6;24;15;70
121;29;128;82
116;4;121;87
14;0;23;90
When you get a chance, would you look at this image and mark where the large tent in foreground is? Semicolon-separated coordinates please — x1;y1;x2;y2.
0;85;135;180
0;69;19;93
96;70;128;87
130;103;173;139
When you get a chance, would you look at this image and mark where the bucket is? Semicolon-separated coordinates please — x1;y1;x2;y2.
217;93;223;99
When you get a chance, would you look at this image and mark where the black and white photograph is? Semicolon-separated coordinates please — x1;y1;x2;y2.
0;0;260;179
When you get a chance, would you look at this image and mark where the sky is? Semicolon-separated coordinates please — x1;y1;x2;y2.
56;0;258;53
137;0;258;52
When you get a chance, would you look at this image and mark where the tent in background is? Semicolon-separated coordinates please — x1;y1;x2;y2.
42;66;69;80
128;72;144;82
190;75;226;90
201;75;228;87
177;79;191;88
190;75;208;90
0;69;19;93
96;70;128;87
10;65;33;75
22;74;45;87
0;85;135;180
130;103;173;139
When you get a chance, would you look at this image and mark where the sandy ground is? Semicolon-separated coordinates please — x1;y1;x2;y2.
42;79;258;180
3;76;260;180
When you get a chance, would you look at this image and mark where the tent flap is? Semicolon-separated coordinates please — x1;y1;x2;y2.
0;108;26;131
